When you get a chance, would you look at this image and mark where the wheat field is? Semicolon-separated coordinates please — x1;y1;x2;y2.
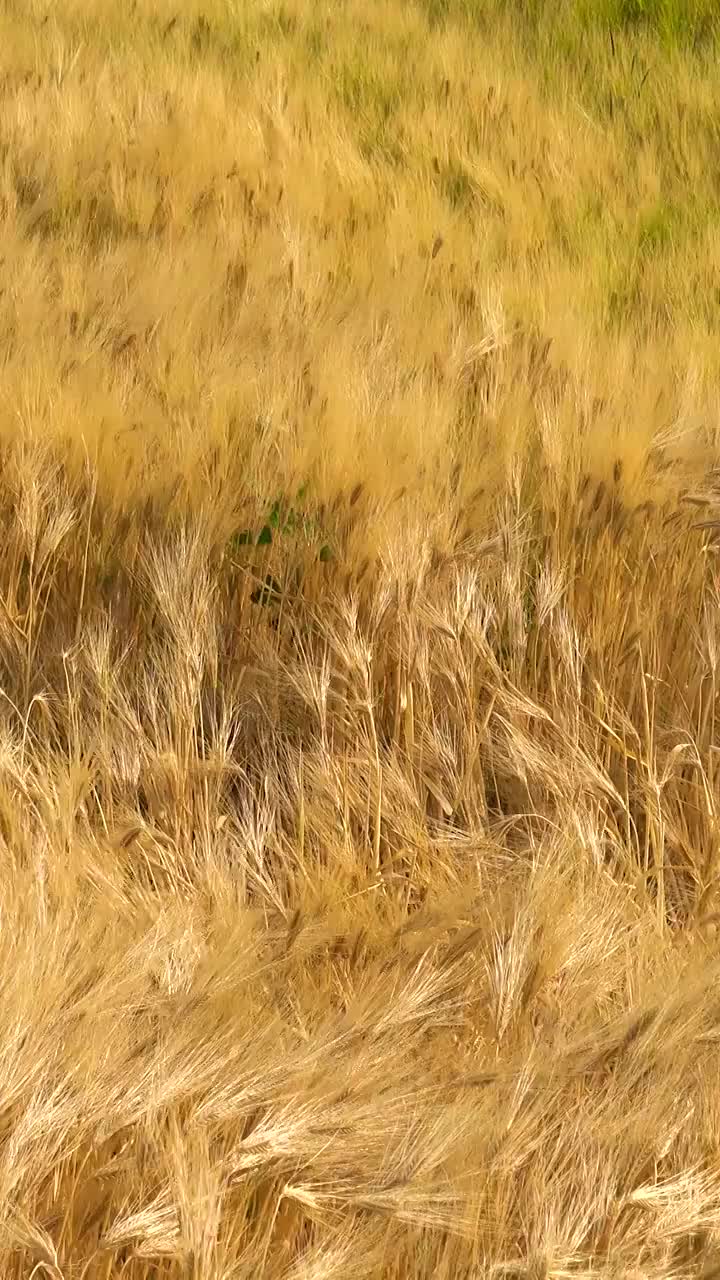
2;0;720;1275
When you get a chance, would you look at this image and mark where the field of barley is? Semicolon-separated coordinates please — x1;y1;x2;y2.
3;0;720;1275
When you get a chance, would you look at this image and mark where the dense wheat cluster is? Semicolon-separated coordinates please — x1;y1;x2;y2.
3;0;720;1275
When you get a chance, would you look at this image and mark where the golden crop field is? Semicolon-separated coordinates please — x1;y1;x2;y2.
2;0;720;1274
